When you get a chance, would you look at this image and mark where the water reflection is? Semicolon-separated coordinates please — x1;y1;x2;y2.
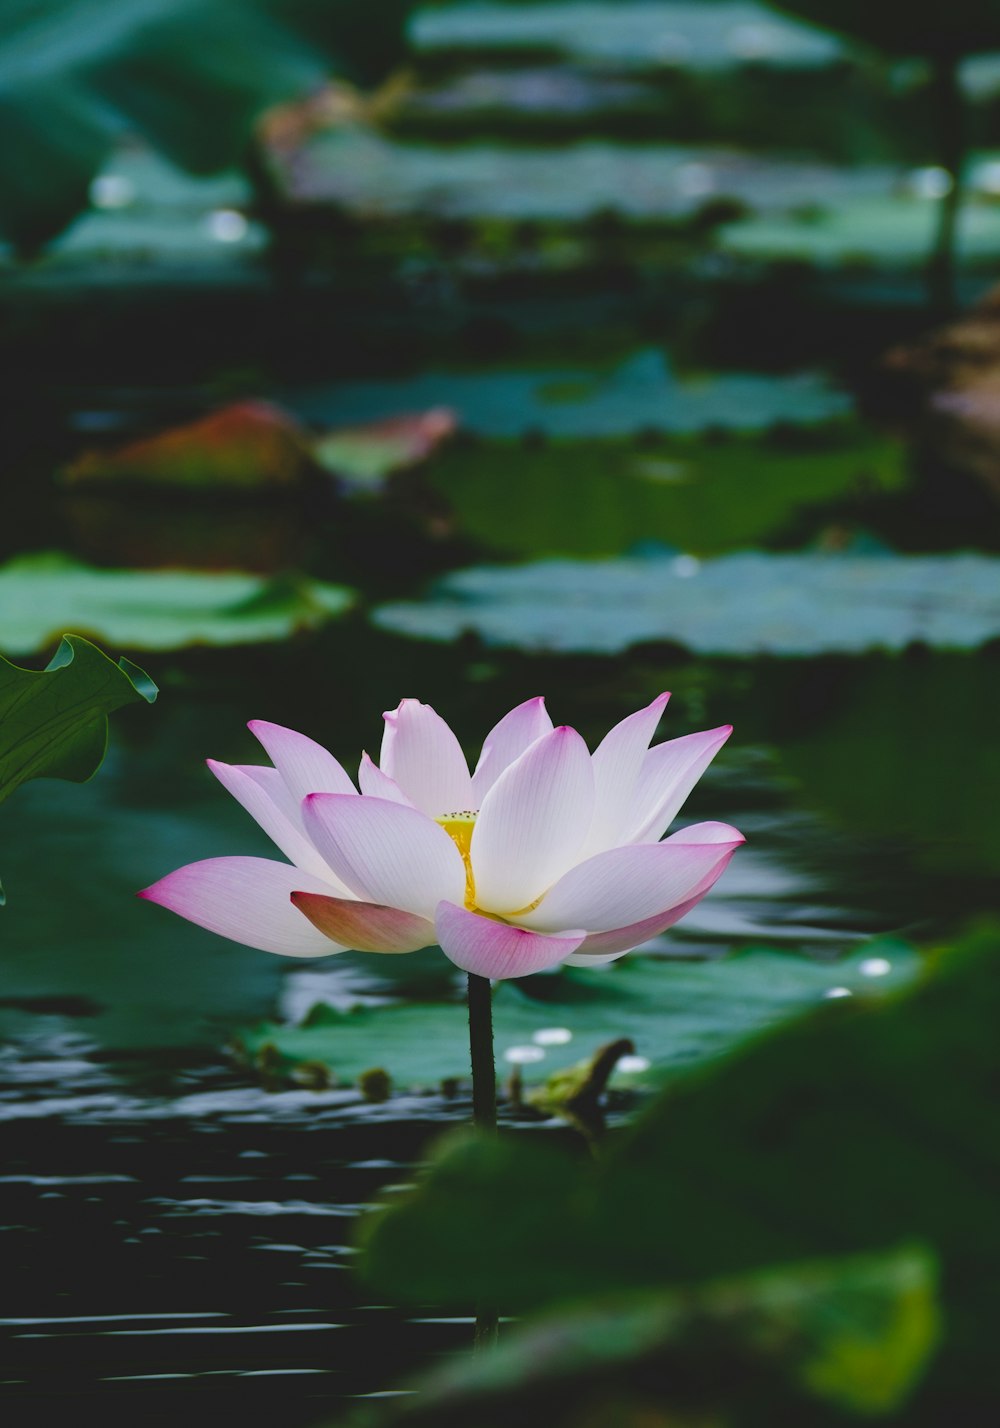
859;956;892;977
532;1027;573;1045
504;1045;546;1064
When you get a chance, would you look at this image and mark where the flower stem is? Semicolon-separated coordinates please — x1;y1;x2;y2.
927;51;964;315
467;972;497;1135
467;971;499;1350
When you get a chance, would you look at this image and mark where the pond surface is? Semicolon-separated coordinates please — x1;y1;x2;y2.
3;1;1000;1420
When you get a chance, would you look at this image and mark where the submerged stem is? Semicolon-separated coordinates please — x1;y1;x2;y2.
927;52;965;315
467;972;499;1349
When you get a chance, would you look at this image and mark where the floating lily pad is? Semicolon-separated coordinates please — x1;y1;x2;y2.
410;2;844;70
0;554;354;654
289;348;849;437
0;144;263;274
272;126;897;224
235;943;917;1091
392;65;668;133
425;426;905;557
374;550;1000;656
387;57;911;159
720;189;1000;268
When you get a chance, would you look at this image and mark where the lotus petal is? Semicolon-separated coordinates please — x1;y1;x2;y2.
139;857;340;957
380;698;472;817
207;759;342;883
583;691;670;855
358;752;413;805
291;892;436;953
470;696;552;805
471;726;594;915
622;726;733;843
520;823;743;934
303;793;465;919
562;893;708;964
435;901;584;979
248;719;356;802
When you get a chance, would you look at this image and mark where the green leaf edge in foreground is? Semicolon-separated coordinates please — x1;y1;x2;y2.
358;925;999;1407
375;1245;938;1425
0;634;157;903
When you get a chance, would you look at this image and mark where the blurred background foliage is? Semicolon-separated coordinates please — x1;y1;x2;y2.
0;0;413;251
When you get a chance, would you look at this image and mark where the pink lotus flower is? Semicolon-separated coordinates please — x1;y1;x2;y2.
140;696;743;980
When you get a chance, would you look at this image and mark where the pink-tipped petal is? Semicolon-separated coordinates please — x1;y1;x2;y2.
302;794;466;919
358;752;414;806
380;699;472;818
562;892;707;962
207;760;343;883
621;726;733;843
470;696;553;805
435;901;585;979
582;692;670;856
471;725;594;915
248;720;356;803
291;892;435;953
564;825;743;963
138;857;342;957
519;825;744;934
562;833;742;964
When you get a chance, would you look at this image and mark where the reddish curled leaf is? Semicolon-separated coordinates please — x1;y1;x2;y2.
60;401;313;491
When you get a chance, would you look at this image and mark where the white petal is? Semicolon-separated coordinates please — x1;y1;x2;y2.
235;764;303;826
621;726;732;843
664;820;746;848
470;696;553;805
435;901;584;979
471;726;594;914
302;793;466;919
519;825;744;933
207;760;346;884
139;857;343;957
581;692;670;856
358;752;414;806
380;699;472;817
248;720;356;803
